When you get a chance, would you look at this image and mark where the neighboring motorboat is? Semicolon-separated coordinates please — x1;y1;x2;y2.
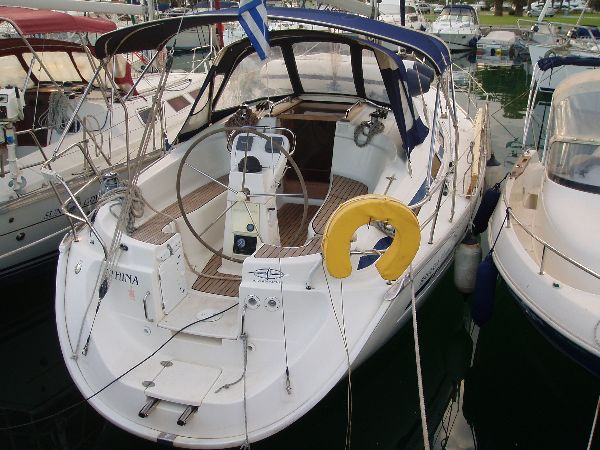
476;30;528;66
55;7;488;448
378;0;430;32
0;6;207;279
430;4;481;52
488;69;600;377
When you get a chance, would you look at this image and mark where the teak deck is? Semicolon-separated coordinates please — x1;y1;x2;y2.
132;175;229;245
255;175;368;259
137;173;367;296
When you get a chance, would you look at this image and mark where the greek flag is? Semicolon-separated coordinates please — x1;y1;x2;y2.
238;0;270;60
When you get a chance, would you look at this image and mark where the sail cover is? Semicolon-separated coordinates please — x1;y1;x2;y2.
0;6;116;35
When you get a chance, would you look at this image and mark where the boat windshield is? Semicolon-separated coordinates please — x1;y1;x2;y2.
293;42;356;96
215;46;293;110
438;6;476;23
547;141;600;193
215;42;392;111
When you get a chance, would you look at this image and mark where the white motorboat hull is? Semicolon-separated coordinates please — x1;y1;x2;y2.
488;154;600;377
433;32;480;51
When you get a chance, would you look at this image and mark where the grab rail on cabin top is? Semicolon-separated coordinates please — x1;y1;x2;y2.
502;197;600;281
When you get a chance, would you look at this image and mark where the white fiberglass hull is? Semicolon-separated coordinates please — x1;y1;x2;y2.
433;31;480;51
0;72;206;279
55;191;477;448
488;155;600;377
55;106;485;448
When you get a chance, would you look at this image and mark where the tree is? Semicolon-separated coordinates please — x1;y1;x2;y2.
514;0;526;15
495;0;503;15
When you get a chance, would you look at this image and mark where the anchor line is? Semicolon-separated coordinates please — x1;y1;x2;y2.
278;256;292;395
0;304;237;432
340;278;353;450
241;321;250;450
321;261;353;450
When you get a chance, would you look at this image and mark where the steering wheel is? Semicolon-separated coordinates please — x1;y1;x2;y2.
176;126;309;264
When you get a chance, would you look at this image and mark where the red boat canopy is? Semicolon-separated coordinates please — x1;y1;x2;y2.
0;6;116;35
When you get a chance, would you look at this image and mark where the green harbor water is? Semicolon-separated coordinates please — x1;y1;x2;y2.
0;55;598;450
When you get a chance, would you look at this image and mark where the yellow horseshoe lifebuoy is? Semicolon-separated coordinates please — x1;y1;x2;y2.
321;194;421;281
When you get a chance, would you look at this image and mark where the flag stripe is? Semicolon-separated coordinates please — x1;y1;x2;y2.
238;0;270;60
239;14;268;59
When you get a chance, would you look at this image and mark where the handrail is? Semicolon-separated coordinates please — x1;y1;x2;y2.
451;63;490;118
502;202;600;281
41;165;108;259
345;99;391;119
426;83;441;190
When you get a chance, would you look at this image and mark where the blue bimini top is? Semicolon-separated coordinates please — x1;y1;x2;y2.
95;6;451;74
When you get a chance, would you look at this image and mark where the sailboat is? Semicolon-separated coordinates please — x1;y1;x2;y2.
55;7;489;447
0;6;207;279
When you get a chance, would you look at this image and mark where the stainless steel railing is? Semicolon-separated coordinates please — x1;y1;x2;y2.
502;201;600;281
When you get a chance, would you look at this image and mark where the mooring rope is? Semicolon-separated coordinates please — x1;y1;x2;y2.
587;394;600;450
322;261;353;450
410;265;430;450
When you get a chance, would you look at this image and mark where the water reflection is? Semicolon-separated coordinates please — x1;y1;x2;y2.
464;285;599;450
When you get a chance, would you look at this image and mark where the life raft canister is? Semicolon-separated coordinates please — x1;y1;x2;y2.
321;194;421;281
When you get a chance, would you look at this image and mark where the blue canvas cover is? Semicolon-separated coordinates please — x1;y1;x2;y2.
95;7;451;73
363;39;429;153
537;55;600;71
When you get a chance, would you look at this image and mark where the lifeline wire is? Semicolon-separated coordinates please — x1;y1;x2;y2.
278;256;293;394
0;304;237;432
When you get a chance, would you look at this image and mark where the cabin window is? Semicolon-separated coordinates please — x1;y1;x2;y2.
137;107;154;125
72;52;95;81
293;42;356;96
167;95;191;112
214;46;292;112
28;52;83;83
0;55;30;88
362;49;389;103
547;141;600;194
